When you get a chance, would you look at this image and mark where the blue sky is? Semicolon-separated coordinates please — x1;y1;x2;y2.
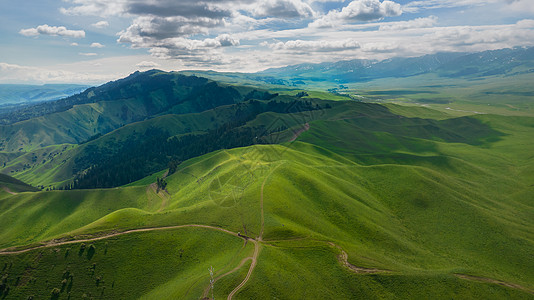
1;0;533;84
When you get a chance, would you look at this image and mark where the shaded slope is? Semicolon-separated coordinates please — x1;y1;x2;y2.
0;173;37;195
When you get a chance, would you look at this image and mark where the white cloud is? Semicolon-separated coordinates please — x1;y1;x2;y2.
9;0;534;77
92;20;110;28
516;19;534;28
0;62;111;84
136;61;160;68
60;0;127;17
70;42;79;46
117;15;224;44
251;0;316;18
141;34;240;64
269;39;360;52
505;0;534;14
310;0;402;27
402;0;497;13
379;15;437;31
19;24;85;38
79;52;98;56
90;42;105;48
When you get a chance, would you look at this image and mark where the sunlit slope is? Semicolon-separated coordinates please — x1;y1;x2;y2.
1;111;533;298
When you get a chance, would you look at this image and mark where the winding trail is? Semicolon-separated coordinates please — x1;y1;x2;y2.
329;242;389;274
1;187;17;195
226;164;281;300
227;240;259;300
0;224;243;255
152;183;170;213
201;256;253;299
455;274;534;295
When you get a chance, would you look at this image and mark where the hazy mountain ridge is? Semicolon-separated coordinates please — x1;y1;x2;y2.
0;84;90;105
258;47;534;83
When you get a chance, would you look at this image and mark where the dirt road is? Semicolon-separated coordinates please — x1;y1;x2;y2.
0;224;243;255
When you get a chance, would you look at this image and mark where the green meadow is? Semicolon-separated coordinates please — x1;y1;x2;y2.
1;97;534;298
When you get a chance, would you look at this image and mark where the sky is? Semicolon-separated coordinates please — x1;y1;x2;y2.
1;0;534;84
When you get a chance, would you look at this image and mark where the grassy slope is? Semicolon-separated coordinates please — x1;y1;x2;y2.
0;228;252;299
346;73;534;117
0;103;237;186
1;105;534;299
0;173;38;195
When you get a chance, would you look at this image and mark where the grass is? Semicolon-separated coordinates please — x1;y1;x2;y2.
1;102;534;299
0;228;250;299
237;243;532;299
0;173;38;194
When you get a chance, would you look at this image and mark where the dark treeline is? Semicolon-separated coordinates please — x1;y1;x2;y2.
64;99;326;189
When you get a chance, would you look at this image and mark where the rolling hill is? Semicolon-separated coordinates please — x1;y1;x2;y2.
1;98;533;298
0;62;533;299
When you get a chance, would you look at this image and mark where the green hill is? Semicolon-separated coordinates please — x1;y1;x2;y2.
1;104;533;299
0;70;247;152
0;173;37;196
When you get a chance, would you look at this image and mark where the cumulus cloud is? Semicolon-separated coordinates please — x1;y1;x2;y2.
92;20;110;28
60;0;127;17
90;42;105;48
79;52;98;56
505;0;534;13
379;15;437;31
115;5;241;61
269;39;360;52
142;34;239;62
70;42;79;46
19;24;85;38
251;0;316;18
118;16;223;42
310;0;402;27
49;0;534;72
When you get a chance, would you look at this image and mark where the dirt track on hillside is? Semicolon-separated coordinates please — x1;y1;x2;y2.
3;169;531;298
0;224;243;255
288;123;310;142
226;165;281;300
455;274;534;295
1;186;17;195
328;242;389;274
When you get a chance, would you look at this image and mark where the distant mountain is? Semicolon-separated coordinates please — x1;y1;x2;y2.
0;84;90;105
258;47;534;83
